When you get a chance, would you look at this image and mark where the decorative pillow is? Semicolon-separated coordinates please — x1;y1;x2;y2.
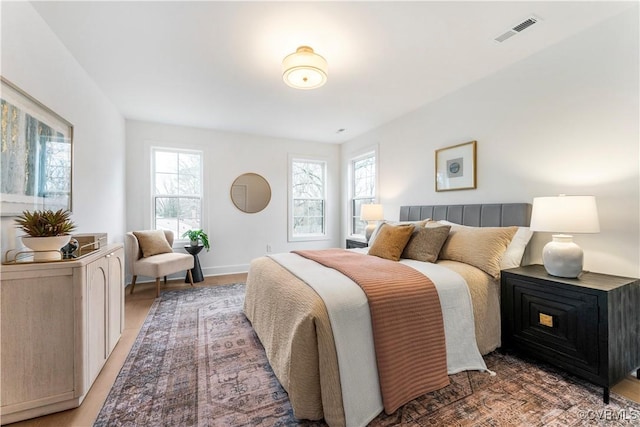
500;227;534;269
133;230;173;258
438;224;518;278
401;224;451;263
367;223;415;261
437;220;533;270
368;219;428;247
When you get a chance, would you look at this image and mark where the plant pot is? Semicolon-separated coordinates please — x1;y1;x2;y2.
190;240;199;247
21;235;72;261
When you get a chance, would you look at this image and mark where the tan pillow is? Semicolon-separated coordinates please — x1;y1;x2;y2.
133;230;173;258
367;223;415;261
368;219;429;247
439;225;517;278
401;224;451;263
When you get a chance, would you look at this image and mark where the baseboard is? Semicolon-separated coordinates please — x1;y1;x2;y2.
201;264;250;277
125;264;249;285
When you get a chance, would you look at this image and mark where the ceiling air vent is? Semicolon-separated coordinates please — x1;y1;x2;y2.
494;15;541;43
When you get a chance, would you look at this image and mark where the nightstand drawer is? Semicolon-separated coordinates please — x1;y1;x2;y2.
510;278;599;374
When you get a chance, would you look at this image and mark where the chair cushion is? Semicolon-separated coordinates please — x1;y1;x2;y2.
134;252;194;278
133;230;173;258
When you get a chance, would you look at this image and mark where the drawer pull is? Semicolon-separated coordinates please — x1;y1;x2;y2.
539;313;554;328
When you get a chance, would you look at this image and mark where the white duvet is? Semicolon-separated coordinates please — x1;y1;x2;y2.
269;250;488;427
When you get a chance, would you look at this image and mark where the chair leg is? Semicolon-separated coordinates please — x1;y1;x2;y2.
130;275;138;294
187;270;194;287
164;275;167;285
155;277;161;298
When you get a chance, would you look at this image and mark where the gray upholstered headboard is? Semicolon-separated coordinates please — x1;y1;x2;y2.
399;203;531;227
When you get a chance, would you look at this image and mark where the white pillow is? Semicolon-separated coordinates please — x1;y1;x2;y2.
500;227;533;269
437;220;533;269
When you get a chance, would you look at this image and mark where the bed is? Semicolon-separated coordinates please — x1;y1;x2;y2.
243;203;532;427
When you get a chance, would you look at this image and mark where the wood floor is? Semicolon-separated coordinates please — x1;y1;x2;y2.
6;273;639;426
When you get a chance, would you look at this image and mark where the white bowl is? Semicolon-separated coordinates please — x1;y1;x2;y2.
21;235;72;261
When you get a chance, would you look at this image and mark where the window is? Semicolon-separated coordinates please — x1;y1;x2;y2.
152;148;203;239
290;158;327;240
350;151;376;236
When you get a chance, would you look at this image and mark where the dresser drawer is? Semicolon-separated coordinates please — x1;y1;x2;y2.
507;277;599;375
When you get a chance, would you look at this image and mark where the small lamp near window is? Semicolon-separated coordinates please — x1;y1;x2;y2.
530;195;600;278
361;204;384;242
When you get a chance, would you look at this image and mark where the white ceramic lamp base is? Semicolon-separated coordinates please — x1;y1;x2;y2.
365;222;377;242
542;234;583;278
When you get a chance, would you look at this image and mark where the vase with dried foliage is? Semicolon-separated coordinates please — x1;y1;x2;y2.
14;209;77;261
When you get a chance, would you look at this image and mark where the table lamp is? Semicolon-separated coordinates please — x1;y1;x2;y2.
530;195;600;278
360;204;384;242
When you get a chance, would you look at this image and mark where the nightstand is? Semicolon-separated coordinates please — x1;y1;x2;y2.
501;264;639;403
346;238;368;249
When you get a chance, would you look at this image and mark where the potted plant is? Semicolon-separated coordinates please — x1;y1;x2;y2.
182;229;210;251
14;209;77;261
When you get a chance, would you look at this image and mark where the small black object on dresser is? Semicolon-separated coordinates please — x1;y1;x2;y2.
501;264;639;403
346;238;368;249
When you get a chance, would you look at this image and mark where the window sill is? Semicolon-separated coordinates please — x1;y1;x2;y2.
288;235;330;243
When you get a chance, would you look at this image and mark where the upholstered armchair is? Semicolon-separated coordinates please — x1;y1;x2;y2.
126;230;194;297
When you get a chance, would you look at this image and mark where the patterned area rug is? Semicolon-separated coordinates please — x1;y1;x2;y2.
95;284;640;426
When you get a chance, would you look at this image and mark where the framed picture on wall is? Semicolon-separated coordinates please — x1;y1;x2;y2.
435;140;476;192
0;77;74;216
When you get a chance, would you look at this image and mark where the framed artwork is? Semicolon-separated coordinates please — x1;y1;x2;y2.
1;77;73;216
435;140;476;192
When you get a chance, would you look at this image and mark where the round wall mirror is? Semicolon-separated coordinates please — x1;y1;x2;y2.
230;173;271;213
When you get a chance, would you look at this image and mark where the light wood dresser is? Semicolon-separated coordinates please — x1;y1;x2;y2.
0;244;124;424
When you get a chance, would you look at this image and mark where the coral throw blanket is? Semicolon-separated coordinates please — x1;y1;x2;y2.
293;249;449;413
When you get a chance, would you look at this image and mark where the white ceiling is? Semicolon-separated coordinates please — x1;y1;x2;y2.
31;1;634;144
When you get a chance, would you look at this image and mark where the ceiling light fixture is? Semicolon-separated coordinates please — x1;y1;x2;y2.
282;46;328;90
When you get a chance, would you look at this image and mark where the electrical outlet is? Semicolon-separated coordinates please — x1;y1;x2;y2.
266;244;272;253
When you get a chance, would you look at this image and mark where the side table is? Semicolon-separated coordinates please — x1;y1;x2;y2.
346;238;368;249
184;245;204;283
501;264;639;403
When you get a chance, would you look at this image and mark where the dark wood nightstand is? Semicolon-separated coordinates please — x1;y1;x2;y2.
501;264;639;403
346;238;368;249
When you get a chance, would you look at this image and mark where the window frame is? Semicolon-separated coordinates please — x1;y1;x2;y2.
150;147;204;244
288;155;329;242
349;149;377;237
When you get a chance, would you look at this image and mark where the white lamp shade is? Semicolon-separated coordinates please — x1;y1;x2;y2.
530;195;599;278
282;46;328;90
360;204;384;221
530;195;600;233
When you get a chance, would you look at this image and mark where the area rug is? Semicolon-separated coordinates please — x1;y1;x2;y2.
95;284;640;426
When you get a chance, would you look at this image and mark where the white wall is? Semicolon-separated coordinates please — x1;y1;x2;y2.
342;8;639;277
0;2;126;257
126;120;341;278
3;3;636;279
